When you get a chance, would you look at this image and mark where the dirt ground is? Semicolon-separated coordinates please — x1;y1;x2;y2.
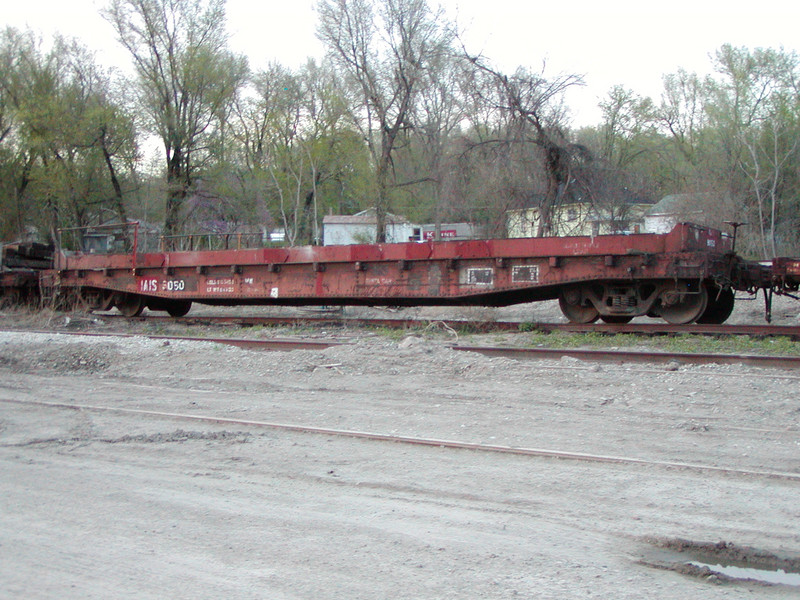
1;296;800;598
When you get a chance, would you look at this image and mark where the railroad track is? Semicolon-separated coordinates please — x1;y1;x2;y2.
3;328;799;369
115;313;800;340
1;329;341;351
3;397;799;482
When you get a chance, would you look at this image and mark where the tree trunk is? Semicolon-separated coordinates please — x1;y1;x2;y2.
537;141;567;237
99;128;128;226
297;189;316;246
165;148;187;243
14;155;34;239
375;146;393;243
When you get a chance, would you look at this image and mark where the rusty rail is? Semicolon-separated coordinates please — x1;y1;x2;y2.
452;345;800;369
8;330;342;351
3;397;799;481
1;328;797;368
111;313;800;340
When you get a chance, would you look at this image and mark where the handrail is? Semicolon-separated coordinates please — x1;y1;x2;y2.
56;222;140;268
159;232;264;252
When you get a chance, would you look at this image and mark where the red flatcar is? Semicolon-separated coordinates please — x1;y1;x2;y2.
3;222;798;324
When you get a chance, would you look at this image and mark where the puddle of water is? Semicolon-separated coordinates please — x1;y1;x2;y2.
689;561;800;586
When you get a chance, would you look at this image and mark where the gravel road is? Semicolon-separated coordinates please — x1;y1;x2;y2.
1;305;800;598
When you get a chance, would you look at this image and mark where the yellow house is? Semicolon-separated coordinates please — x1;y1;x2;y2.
506;199;654;238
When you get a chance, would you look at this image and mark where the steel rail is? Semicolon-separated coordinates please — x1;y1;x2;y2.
0;329;342;351
537;322;800;339
3;397;800;482
115;314;800;340
452;345;800;369
1;328;797;368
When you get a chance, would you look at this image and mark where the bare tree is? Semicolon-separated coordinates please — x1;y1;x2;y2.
104;0;247;238
317;0;452;241
597;85;655;168
706;45;800;254
231;61;361;245
655;69;710;165
463;54;584;235
409;50;470;237
741;119;799;257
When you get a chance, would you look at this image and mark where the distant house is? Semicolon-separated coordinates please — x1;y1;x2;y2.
322;209;415;245
506;197;655;238
644;194;707;233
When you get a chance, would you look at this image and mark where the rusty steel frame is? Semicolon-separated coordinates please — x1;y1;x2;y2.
54;224;744;313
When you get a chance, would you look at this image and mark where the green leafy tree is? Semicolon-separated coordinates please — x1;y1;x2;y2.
702;45;800;254
231;61;371;245
0;28;137;242
104;0;248;240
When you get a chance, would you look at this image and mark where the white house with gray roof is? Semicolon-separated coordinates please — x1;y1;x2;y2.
322;209;416;245
644;194;707;233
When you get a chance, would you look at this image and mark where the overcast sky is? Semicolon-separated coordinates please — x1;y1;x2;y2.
4;0;800;125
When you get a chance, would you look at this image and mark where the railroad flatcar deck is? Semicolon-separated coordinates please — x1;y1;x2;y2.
3;223;799;324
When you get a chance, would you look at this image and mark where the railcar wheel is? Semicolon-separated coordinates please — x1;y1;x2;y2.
656;282;708;324
115;293;145;317
696;287;735;324
0;290;20;309
558;291;600;324
599;315;633;324
96;291;115;312
80;289;115;312
165;300;192;317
